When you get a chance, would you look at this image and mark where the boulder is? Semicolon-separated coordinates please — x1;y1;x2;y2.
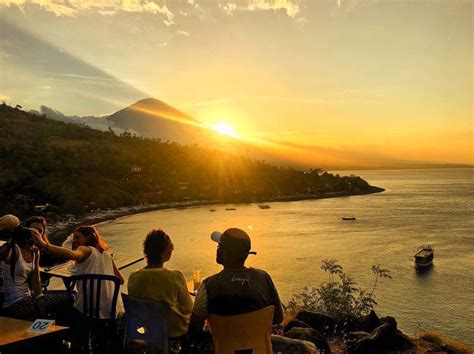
285;327;331;354
271;334;320;354
284;319;311;333
351;322;414;354
295;311;337;335
348;331;371;340
379;316;397;328
362;310;381;332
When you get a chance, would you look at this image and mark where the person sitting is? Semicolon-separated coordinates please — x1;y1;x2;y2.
0;214;20;241
189;228;283;337
128;229;193;342
32;225;124;318
0;226;42;320
24;216;60;267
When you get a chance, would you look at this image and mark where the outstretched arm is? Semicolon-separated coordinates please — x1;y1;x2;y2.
31;229;91;262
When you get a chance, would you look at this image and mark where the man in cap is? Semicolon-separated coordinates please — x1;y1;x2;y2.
189;228;283;335
0;214;21;241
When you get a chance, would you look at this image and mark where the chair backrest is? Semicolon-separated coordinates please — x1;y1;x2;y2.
0;263;3;310
208;306;274;354
64;274;120;319
121;293;170;353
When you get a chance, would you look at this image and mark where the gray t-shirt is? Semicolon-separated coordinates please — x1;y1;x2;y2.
192;267;281;316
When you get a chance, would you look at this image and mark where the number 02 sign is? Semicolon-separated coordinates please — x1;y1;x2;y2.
27;319;55;333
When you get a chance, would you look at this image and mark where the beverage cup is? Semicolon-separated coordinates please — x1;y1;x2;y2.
193;269;202;291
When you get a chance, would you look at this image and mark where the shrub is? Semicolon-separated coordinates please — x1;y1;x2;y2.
286;259;392;321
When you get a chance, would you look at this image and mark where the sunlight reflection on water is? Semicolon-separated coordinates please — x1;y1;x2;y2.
99;168;474;345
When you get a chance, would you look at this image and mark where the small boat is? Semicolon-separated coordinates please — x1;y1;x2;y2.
341;216;356;221
259;204;271;209
225;208;237;211
209;209;216;212
414;245;434;270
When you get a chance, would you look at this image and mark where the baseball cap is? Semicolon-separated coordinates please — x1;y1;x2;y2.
0;214;20;231
211;228;257;255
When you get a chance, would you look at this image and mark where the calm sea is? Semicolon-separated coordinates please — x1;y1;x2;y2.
98;168;474;345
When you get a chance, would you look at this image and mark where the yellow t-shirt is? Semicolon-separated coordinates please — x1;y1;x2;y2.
127;268;193;337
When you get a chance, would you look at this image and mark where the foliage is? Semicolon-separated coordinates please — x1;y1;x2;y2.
287;259;391;320
0;104;373;217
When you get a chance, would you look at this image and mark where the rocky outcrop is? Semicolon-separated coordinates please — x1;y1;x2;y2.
271;334;320;353
295;311;337;335
284;319;312;333
349;315;414;354
285;327;331;354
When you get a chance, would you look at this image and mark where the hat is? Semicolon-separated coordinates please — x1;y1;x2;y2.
0;214;20;231
211;228;257;255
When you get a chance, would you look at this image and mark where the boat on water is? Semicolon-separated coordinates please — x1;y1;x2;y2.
225;208;237;211
209;209;216;212
341;216;356;221
259;204;271;209
414;245;434;270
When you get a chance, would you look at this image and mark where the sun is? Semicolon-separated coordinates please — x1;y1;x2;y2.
213;122;238;138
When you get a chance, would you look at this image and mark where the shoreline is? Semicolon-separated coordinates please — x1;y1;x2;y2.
49;185;385;245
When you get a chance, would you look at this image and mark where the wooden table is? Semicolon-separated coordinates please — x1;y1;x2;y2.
40;252;144;279
0;316;68;352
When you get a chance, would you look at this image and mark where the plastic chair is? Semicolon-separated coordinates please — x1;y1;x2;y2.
64;274;121;354
208;306;274;354
122;293;170;354
64;274;120;318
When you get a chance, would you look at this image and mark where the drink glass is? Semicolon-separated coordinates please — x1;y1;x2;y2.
193;269;202;291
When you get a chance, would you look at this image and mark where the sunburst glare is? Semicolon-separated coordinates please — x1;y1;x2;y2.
213;122;238;138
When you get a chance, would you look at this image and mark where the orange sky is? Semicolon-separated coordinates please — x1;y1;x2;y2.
0;0;472;166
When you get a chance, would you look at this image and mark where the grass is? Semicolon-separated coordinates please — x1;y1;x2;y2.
413;331;473;354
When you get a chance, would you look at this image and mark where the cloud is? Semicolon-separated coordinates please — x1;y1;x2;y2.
247;0;300;18
217;0;301;18
219;2;237;15
0;0;174;20
176;30;190;36
296;16;308;25
0;94;10;101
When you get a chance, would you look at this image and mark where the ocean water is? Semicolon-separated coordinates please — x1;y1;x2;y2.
98;168;474;345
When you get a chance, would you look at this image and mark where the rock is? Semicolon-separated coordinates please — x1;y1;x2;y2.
295;311;337;335
351;322;414;354
285;327;331;354
345;331;371;352
271;334;320;354
362;310;381;332
284;319;311;333
342;311;381;332
379;316;397;329
348;331;371;340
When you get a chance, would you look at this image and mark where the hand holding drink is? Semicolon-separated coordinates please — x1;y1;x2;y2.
193;269;202;291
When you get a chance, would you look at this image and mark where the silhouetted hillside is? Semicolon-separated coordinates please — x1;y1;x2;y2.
107;98;210;144
0;103;378;217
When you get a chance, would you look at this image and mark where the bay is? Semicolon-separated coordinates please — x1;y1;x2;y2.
98;168;474;345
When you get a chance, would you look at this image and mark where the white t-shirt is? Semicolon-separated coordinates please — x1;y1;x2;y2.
74;247;116;319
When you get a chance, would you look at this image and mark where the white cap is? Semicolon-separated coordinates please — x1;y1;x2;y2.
0;214;20;231
210;231;222;243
